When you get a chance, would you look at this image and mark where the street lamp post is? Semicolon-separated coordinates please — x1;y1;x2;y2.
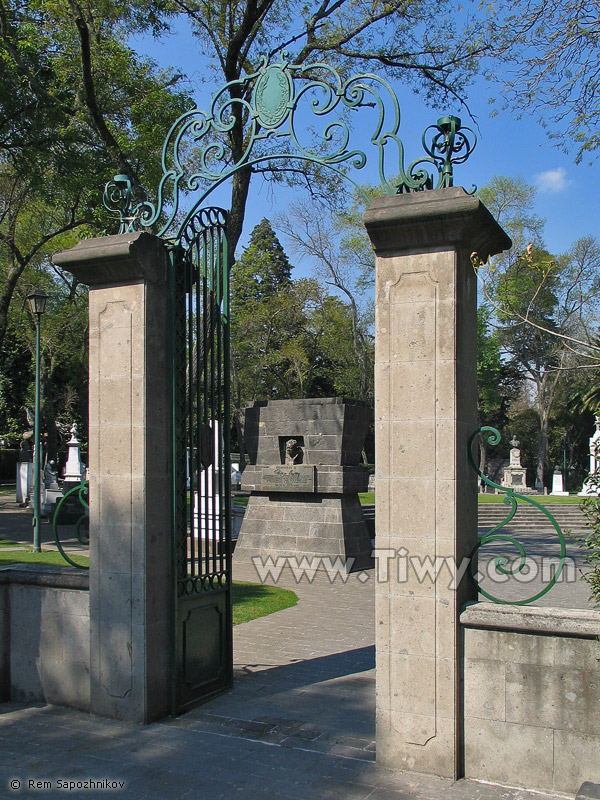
26;289;48;552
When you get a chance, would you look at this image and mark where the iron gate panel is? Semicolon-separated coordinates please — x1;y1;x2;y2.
171;207;233;714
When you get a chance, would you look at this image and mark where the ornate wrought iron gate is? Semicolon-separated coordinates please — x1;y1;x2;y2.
171;207;233;714
100;56;482;718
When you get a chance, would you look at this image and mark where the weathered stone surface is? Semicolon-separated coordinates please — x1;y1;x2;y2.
261;465;315;492
244;397;370;467
54;233;173;723
462;608;600;794
236;398;373;572
4;581;90;711
365;189;509;779
235;493;373;572
241;464;369;494
461;601;600;637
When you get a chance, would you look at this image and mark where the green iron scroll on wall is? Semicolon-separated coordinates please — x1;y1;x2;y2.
468;427;567;605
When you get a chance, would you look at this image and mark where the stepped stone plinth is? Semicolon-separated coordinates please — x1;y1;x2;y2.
234;398;372;572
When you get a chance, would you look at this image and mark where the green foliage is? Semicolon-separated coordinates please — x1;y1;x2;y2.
232;219;292;304
478;175;545;250
477;305;520;427
478;174;600;489
575;491;600;608
0;0;194;461
231;218;372;410
485;0;600;162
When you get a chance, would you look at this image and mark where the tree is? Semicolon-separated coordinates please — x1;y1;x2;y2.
476;304;522;471
0;0;193;450
484;0;600;162
478;175;545;252
0;0;192;351
232;218;292;304
276;197;374;402
230;217;374;459
477;175;600;488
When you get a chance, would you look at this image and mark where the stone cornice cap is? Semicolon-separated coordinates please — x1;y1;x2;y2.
363;186;512;260
52;231;169;287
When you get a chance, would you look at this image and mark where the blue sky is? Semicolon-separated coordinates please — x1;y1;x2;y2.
130;23;599;264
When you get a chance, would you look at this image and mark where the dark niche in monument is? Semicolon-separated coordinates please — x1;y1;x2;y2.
234;397;372;572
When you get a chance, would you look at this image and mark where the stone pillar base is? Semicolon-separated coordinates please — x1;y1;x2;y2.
233;492;373;574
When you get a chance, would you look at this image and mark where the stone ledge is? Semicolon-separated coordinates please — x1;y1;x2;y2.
241;464;369;493
460;601;600;638
363;187;511;260
0;564;89;590
52;232;168;287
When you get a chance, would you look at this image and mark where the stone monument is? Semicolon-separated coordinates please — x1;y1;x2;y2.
502;436;533;493
234;397;372;572
62;423;86;490
579;416;600;496
551;466;569;496
16;433;33;506
42;459;63;515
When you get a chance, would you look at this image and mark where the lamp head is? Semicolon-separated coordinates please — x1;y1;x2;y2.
26;289;49;316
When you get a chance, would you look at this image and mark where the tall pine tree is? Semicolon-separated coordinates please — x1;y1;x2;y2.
232;219;292;306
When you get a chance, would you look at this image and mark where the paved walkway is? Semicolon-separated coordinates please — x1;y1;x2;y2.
0;501;593;798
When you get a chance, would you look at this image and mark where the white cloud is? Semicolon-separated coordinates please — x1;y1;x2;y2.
535;167;572;193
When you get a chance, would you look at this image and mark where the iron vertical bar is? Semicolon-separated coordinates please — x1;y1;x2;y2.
210;224;217;577
202;228;210;578
188;250;196;579
168;246;178;716
213;226;225;573
222;218;232;586
216;227;223;576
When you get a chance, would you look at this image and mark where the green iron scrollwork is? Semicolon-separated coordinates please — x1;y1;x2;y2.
103;54;477;236
52;481;89;570
468;427;566;605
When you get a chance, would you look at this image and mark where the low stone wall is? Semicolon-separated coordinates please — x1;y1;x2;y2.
461;602;600;795
0;565;90;711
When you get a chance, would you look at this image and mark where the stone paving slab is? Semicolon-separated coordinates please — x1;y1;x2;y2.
0;702;571;800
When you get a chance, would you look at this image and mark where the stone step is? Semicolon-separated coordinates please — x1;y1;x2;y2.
361;502;592;537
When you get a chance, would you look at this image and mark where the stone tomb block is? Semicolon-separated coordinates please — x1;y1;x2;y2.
234;398;372;572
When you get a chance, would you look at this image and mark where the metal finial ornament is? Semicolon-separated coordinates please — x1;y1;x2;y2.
102;55;478;238
103;174;138;233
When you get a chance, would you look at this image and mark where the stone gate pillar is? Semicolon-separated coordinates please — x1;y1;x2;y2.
364;188;510;777
53;232;172;723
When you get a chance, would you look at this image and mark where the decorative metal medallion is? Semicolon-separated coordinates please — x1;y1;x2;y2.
468;428;566;605
103;54;477;238
253;65;292;128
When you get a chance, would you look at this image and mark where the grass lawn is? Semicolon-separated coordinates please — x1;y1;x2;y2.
358;492;374;504
478;493;583;505
0;548;90;568
232;580;297;625
0;547;297;625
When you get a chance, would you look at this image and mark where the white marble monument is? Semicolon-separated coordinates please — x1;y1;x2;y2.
579;416;600;496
